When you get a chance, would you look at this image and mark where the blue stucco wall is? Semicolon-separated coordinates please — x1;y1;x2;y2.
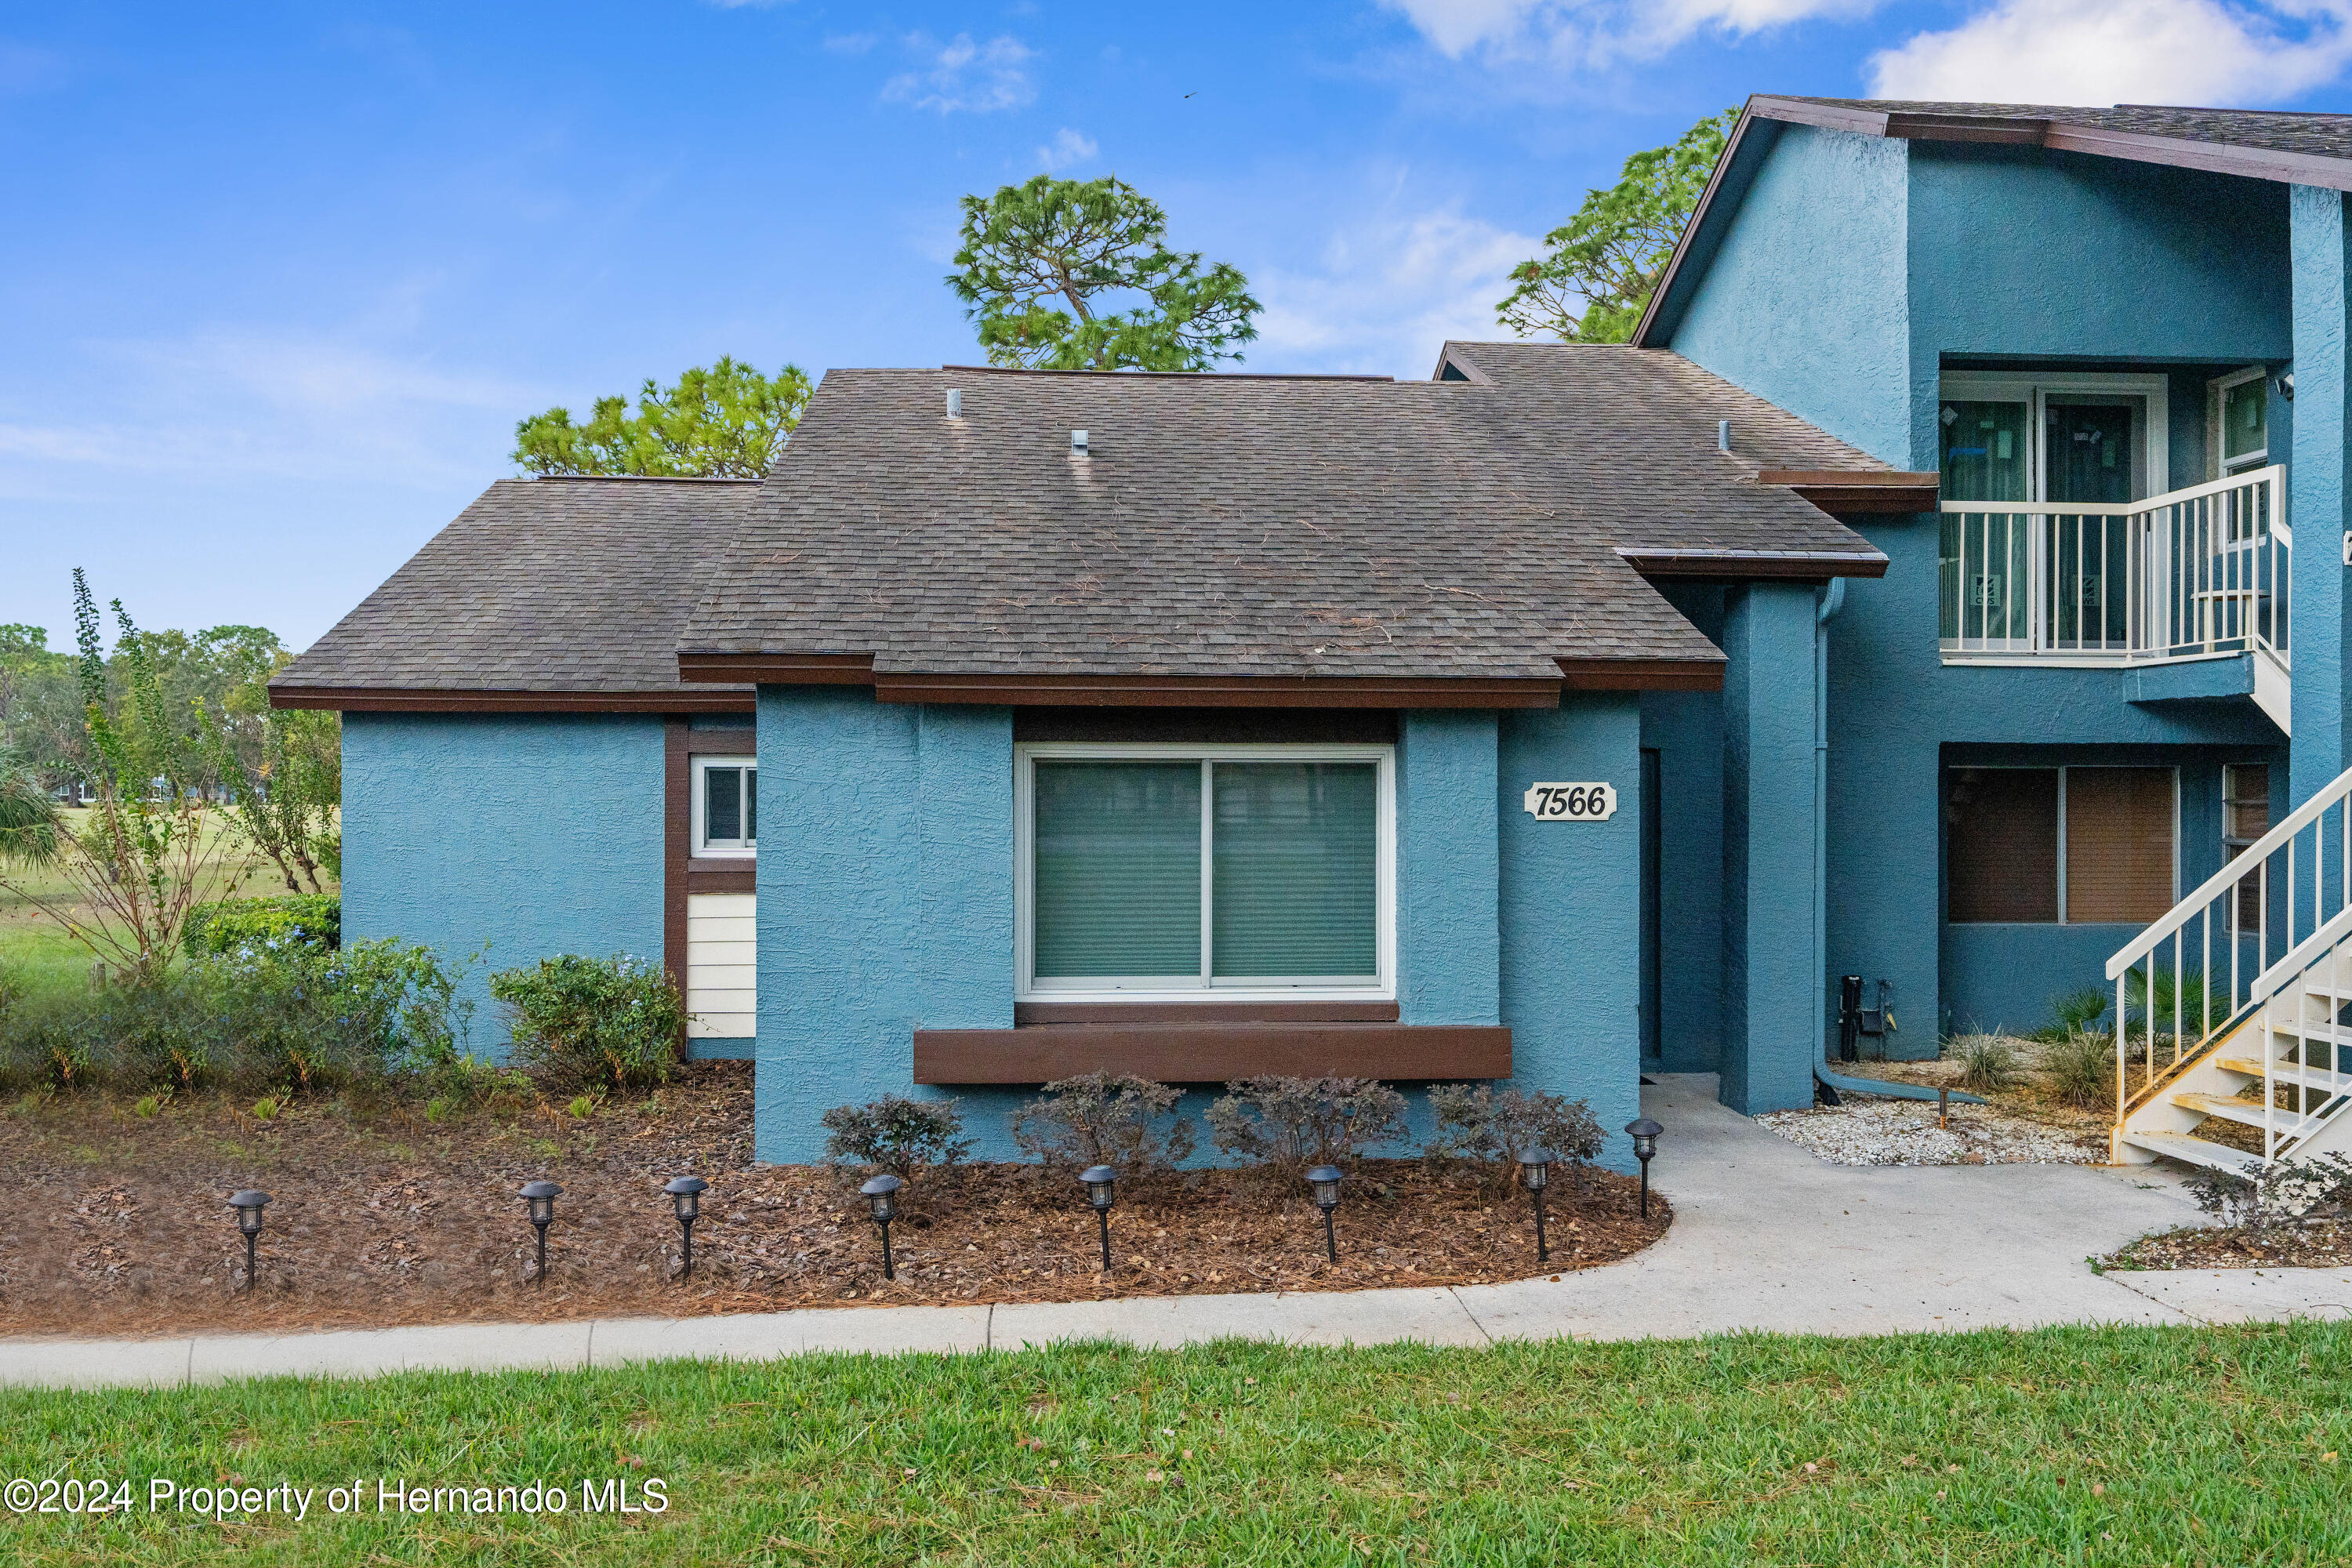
342;712;666;1059
1499;692;1643;1173
1398;709;1501;1025
2292;184;2352;806
1720;584;1820;1113
1672;123;1913;463
753;688;1018;1163
1641;584;1727;1073
1664;125;2297;1060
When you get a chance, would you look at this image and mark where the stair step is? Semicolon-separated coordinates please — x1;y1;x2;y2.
2171;1091;2276;1130
2217;1057;2352;1093
2272;1016;2352;1045
2119;1130;2266;1176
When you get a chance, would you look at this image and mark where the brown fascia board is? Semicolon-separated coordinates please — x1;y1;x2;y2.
676;651;876;684
913;1022;1512;1085
1756;468;1940;515
268;684;754;713
1616;546;1889;582
872;671;1566;709
1631;100;1766;347
1554;657;1723;692
1750;93;2352;192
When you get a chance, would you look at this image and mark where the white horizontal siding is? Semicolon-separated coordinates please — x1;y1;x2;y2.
687;891;756;1040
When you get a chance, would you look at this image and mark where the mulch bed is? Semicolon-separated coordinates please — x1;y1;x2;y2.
2107;1219;2352;1272
0;1062;1671;1338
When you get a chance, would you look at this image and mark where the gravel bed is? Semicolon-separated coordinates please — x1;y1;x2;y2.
1757;1095;2107;1167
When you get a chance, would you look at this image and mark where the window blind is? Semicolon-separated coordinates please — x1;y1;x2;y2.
1033;761;1203;978
1210;762;1378;978
1946;768;2058;923
2064;768;2175;924
706;768;742;844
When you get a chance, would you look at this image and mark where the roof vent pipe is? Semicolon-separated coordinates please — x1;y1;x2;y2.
1071;429;1089;456
1717;419;1731;452
946;389;962;419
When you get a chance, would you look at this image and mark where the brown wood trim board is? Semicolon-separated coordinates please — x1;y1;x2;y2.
913;1023;1511;1084
270;684;754;713
664;720;758;1054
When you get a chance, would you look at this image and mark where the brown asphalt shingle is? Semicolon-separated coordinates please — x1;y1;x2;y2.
680;345;1888;681
274;476;757;698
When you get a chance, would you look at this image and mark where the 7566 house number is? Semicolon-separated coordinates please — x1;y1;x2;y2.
1522;782;1617;821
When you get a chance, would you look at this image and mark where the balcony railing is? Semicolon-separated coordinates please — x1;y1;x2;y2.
1939;465;2288;666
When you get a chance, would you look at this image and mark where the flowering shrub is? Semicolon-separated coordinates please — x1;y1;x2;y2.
183;895;341;956
489;953;684;1091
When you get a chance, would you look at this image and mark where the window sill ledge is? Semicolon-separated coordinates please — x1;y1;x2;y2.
913;1022;1508;1085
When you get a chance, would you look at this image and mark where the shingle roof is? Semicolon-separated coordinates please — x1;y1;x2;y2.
272;477;757;703
677;347;1889;684
1776;97;2352;163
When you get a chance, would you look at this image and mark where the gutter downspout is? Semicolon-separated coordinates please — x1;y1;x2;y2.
1811;578;1984;1107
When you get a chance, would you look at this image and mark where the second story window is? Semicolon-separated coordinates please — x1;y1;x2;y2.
2210;367;2269;477
693;756;757;858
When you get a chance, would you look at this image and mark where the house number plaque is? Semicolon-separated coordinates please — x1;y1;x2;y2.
1523;782;1617;821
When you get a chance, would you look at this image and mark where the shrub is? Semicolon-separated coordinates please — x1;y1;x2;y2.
1205;1076;1408;1179
821;1094;971;1178
1947;1032;2020;1093
2040;1029;2116;1110
184;895;341;957
490;953;683;1091
1011;1073;1195;1178
1426;1083;1604;1195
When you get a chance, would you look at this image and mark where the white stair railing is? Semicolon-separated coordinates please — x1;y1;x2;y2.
2107;761;2352;1129
2245;902;2352;1163
1942;465;2287;665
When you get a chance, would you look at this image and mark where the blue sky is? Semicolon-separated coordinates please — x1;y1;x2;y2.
8;0;2352;650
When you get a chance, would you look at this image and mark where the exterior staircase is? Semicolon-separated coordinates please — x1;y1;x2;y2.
2108;768;2352;1178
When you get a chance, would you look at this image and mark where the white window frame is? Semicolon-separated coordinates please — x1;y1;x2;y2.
690;755;757;859
1014;741;1397;1004
2209;365;2269;478
1941;372;2170;501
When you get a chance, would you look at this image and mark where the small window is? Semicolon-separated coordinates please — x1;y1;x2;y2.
692;757;757;858
2209;366;2270;477
1018;744;1392;1000
2223;764;2270;930
1946;766;2176;924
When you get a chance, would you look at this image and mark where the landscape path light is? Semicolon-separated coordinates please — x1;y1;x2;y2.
861;1174;902;1281
1625;1118;1664;1219
665;1176;709;1281
1519;1147;1555;1264
1306;1164;1345;1263
227;1189;270;1294
1080;1165;1117;1272
520;1180;561;1287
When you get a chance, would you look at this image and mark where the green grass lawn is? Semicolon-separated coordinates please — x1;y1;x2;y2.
2;1323;2347;1564
0;808;335;1004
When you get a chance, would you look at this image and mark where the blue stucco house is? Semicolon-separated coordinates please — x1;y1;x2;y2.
274;98;2352;1176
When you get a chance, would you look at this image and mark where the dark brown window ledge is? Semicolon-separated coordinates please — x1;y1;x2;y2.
912;1022;1510;1085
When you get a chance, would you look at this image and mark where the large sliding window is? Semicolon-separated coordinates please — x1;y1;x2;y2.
1018;744;1393;1000
1945;765;2176;925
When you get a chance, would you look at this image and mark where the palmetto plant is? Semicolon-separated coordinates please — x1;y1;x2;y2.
0;764;60;867
2121;967;2230;1040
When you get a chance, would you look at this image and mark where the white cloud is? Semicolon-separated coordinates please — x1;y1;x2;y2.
881;32;1037;114
1870;0;2352;103
1379;0;1877;65
1035;128;1098;172
1252;204;1539;375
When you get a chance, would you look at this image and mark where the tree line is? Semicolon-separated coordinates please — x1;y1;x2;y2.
512;109;1735;478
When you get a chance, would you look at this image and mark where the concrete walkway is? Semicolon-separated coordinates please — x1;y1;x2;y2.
8;1075;2350;1390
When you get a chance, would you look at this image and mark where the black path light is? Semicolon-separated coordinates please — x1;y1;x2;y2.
861;1174;902;1280
520;1180;561;1287
227;1189;270;1294
1625;1118;1664;1219
1305;1164;1344;1263
1080;1164;1116;1272
665;1176;709;1281
1519;1147;1555;1264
